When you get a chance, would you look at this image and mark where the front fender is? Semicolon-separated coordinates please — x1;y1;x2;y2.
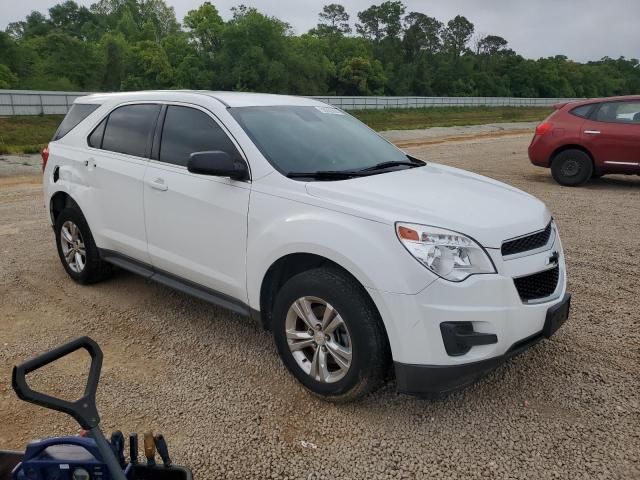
246;190;436;309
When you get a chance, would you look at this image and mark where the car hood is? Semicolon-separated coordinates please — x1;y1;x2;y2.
305;163;550;248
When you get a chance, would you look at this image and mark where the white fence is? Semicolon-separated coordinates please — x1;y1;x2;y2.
0;89;579;116
312;96;578;110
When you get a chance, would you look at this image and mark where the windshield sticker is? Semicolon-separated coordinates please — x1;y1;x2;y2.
315;106;345;115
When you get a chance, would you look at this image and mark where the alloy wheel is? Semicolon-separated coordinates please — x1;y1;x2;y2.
285;296;352;383
60;220;86;273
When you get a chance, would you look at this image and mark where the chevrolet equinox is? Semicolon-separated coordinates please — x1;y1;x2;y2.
42;91;571;401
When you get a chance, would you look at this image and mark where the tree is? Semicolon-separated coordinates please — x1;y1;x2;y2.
337;56;385;95
122;40;172;89
24;32;103;89
356;1;405;41
2;0;640;98
48;1;95;40
476;34;509;55
140;0;180;40
0;64;18;88
316;4;351;36
7;11;51;40
183;2;225;54
215;8;291;92
403;12;442;57
442;15;474;57
99;32;127;90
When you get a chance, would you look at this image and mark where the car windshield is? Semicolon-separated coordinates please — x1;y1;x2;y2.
230;105;412;176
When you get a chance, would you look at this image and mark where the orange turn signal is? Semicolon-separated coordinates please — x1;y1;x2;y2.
398;226;419;241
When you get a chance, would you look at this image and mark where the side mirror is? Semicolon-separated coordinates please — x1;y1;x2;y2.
187;151;249;181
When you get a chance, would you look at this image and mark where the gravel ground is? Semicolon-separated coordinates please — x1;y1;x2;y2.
0;126;638;479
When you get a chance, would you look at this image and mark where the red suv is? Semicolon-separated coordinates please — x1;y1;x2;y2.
528;95;640;186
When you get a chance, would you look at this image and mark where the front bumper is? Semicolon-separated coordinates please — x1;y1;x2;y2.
366;224;568;395
395;293;571;396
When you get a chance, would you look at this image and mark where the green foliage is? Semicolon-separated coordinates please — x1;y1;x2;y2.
0;0;639;97
338;56;385;95
122;40;173;89
0;64;18;88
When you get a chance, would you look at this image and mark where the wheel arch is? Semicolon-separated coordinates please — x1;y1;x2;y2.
49;190;81;224
551;144;597;172
258;252;377;329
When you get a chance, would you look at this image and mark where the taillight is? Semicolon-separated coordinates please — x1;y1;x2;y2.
41;145;49;172
535;123;553;136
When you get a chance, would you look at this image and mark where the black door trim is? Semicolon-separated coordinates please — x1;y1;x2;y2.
99;249;259;320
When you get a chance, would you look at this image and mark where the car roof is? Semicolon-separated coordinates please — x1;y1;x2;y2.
569;95;640;106
74;90;327;108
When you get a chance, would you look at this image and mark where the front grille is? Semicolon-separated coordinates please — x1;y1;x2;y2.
514;266;559;302
502;223;552;256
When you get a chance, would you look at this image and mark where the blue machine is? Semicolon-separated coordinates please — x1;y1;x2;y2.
13;437;113;480
4;337;192;480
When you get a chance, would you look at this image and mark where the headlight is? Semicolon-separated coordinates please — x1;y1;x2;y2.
396;222;496;282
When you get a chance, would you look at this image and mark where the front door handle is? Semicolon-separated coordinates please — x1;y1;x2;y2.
147;177;168;191
584;130;601;135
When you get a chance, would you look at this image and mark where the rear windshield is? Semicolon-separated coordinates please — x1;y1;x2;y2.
53;103;100;141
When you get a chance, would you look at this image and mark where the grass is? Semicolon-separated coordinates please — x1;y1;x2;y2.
352;106;552;131
0;115;63;155
0;107;552;154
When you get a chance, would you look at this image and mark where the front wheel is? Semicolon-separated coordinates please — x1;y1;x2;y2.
551;149;593;186
272;267;389;402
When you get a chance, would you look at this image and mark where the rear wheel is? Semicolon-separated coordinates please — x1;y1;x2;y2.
272;267;389;402
551;149;593;186
55;207;111;284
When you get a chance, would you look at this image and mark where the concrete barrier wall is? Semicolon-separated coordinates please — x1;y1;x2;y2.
0;89;580;115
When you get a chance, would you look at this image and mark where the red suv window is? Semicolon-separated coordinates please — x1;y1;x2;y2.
569;104;595;118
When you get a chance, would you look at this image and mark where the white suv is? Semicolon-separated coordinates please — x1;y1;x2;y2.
43;91;570;401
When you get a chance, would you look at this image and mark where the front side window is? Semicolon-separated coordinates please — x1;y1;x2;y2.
101;104;161;157
230;106;411;176
159;106;239;167
594;101;640;124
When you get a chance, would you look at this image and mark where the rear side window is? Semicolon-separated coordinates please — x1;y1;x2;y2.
53;104;100;140
159;105;239;167
101;104;161;157
88;118;106;148
570;104;594;118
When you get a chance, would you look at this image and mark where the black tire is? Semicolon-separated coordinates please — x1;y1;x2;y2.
55;207;111;284
551;149;593;186
272;267;389;402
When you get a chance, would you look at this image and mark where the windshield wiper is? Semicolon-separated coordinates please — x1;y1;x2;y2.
286;157;425;180
357;157;425;172
286;170;369;180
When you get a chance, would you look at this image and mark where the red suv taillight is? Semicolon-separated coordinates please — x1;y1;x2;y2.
41;145;49;172
535;122;553;136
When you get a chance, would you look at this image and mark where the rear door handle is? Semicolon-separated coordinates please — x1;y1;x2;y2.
584;130;601;135
147;177;168;191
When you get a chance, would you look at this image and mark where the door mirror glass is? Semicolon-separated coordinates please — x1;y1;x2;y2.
187;151;249;180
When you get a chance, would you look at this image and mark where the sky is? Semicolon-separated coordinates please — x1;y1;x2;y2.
2;0;639;62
